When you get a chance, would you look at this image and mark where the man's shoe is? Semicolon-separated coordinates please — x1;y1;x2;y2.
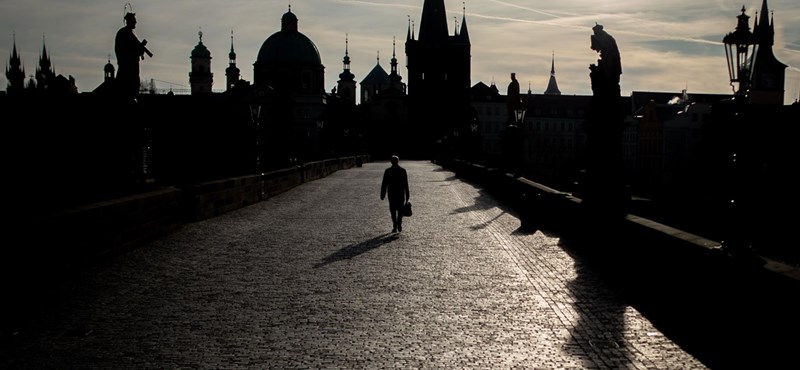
398;224;402;232
392;227;397;233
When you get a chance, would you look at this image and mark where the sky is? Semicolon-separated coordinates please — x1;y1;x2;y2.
2;0;799;104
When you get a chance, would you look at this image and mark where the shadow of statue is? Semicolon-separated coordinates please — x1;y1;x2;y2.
313;233;399;268
553;208;800;369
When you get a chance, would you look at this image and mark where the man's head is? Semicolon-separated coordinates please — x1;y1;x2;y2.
124;12;137;27
390;155;399;165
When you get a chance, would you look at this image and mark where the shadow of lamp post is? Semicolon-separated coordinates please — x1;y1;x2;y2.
720;6;760;258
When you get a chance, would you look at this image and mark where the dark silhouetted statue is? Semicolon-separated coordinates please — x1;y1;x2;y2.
115;12;152;97
506;72;521;120
582;24;626;217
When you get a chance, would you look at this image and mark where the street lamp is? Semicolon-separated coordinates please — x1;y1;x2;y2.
250;104;262;168
514;108;526;128
719;6;761;260
723;6;759;98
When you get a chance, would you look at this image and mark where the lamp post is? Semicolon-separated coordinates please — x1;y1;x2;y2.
720;6;760;258
250;104;262;170
723;6;759;99
511;107;526;174
514;108;526;129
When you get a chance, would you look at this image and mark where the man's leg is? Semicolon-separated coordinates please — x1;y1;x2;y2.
389;204;398;232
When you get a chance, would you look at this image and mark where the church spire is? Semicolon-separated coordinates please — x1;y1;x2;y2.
226;29;241;91
544;52;561;95
339;34;354;82
36;35;55;90
337;34;357;104
459;2;470;42
229;29;237;63
390;36;402;86
6;32;26;94
418;0;448;42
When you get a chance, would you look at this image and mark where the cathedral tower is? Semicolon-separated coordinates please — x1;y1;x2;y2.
750;0;787;105
36;36;55;91
190;30;213;94
225;30;240;92
5;34;25;95
337;35;357;105
405;0;472;155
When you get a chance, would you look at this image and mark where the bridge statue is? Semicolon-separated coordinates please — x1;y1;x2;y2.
581;24;627;218
115;12;152;98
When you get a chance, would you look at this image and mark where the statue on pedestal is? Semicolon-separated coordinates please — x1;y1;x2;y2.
582;24;627;217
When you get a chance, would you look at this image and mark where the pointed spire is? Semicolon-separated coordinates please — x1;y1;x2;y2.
6;32;26;94
339;34;354;82
40;34;49;62
418;0;448;42
406;15;412;41
390;36;402;85
759;0;770;29
544;52;561;95
229;29;236;61
11;32;19;60
754;0;775;46
459;2;470;42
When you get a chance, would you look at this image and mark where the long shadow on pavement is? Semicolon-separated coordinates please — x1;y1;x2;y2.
314;233;400;268
541;214;800;369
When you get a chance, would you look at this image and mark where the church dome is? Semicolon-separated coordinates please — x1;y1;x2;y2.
191;41;211;59
104;60;115;73
256;10;321;65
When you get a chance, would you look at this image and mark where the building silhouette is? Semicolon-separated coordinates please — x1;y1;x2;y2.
225;31;241;92
544;53;561;96
5;35;25;95
405;0;472;157
335;35;357;106
189;31;213;95
749;0;787;105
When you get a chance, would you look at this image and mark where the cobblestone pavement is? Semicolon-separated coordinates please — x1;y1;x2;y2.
1;161;708;369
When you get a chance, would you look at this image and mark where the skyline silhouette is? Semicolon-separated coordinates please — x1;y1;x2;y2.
2;0;799;104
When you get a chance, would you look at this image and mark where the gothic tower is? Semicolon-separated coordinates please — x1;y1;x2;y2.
225;30;240;92
750;0;787;105
405;0;472;156
337;35;356;105
36;36;55;91
5;34;25;95
190;30;213;95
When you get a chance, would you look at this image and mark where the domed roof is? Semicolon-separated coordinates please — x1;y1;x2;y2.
191;31;211;58
104;59;115;72
192;41;211;59
256;9;321;65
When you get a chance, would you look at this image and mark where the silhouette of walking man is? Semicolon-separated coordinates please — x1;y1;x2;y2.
381;155;410;233
115;11;152;97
